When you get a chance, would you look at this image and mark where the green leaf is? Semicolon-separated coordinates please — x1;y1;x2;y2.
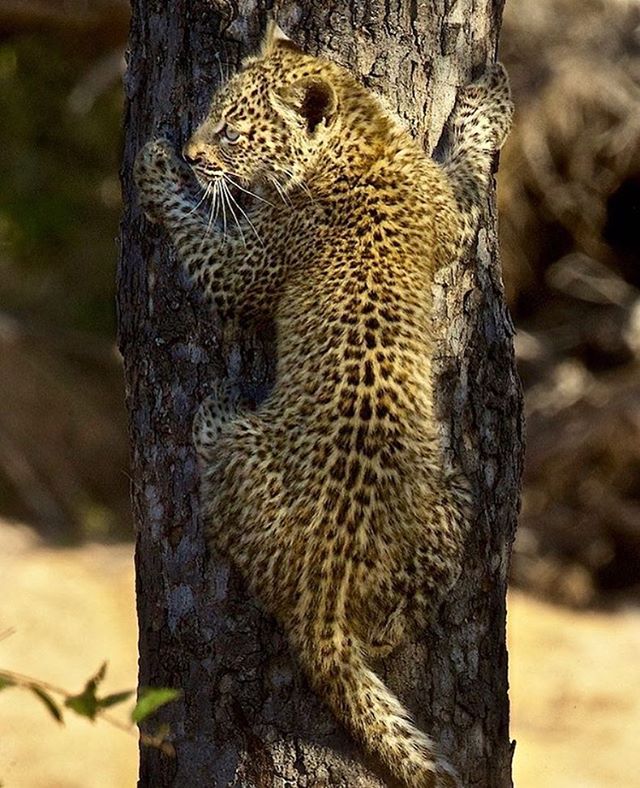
0;674;15;691
30;685;63;723
98;690;134;710
90;662;108;687
64;662;108;720
131;688;180;724
65;690;98;720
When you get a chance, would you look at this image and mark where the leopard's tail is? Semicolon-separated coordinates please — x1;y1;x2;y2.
293;620;461;788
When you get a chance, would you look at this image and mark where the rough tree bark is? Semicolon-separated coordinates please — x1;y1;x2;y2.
118;1;523;786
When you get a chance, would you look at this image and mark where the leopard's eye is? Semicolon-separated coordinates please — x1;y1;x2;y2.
221;125;241;144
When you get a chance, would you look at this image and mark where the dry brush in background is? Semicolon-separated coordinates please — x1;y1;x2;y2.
499;0;640;605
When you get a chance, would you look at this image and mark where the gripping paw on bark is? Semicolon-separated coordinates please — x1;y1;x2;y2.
133;138;191;222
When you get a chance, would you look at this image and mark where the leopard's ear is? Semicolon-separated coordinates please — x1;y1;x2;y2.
260;19;303;57
277;76;337;133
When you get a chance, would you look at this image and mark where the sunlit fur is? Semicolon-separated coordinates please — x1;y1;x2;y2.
134;21;513;788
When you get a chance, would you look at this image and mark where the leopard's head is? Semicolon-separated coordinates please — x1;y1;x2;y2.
183;22;340;194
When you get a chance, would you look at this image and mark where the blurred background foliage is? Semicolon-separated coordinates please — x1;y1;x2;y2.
0;0;127;335
500;0;640;605
0;0;130;541
0;35;120;335
0;0;639;598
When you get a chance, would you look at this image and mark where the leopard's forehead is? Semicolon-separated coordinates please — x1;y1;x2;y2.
212;50;335;119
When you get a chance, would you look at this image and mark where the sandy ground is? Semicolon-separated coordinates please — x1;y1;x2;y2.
1;522;639;787
0;524;137;788
508;590;640;788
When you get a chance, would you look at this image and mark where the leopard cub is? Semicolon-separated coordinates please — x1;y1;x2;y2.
135;20;513;788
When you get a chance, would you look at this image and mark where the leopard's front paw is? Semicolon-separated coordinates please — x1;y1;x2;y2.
133;138;186;222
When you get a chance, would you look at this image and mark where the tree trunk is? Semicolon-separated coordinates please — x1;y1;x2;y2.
118;2;522;786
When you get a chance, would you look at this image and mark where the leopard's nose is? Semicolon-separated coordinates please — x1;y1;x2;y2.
182;142;206;166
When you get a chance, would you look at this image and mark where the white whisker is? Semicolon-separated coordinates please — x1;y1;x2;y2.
282;166;315;203
200;181;218;248
223;176;264;247
268;173;292;207
187;182;211;216
219;180;228;241
227;174;275;207
211;181;221;225
221;181;246;247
